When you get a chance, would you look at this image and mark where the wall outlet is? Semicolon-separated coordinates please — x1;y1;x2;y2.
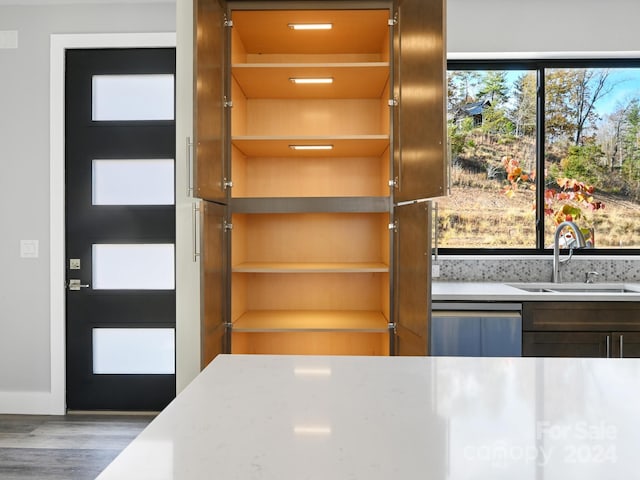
432;263;440;278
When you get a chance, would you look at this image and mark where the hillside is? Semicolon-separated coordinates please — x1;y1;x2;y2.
438;133;640;248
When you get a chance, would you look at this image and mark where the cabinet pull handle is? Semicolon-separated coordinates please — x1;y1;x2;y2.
605;335;610;358
192;202;200;262
186;136;194;197
620;334;624;358
433;201;439;261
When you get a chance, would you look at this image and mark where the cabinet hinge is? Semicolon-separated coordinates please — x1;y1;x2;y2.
388;98;398;107
223;96;233;108
388;178;398;189
388;322;397;333
224;18;233;28
388;221;398;232
223;221;233;231
223;178;233;190
388;17;397;27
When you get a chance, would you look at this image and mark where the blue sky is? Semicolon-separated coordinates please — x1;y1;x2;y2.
459;68;640;118
591;68;640;116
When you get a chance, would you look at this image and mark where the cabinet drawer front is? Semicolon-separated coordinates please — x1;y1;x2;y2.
522;332;608;357
523;302;640;331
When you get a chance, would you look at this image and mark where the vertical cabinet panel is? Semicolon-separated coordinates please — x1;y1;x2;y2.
394;201;431;355
194;0;227;202
393;0;446;202
201;201;227;367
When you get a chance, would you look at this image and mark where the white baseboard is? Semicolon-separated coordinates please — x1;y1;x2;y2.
0;391;65;415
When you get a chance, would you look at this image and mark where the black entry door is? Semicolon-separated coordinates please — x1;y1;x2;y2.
65;48;176;410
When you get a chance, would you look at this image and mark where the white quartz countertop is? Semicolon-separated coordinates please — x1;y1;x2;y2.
433;281;640;302
97;354;640;479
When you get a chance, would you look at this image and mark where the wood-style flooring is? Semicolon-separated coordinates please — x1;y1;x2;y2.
0;413;154;480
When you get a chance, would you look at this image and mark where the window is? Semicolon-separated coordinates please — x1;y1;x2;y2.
439;60;640;253
439;68;537;249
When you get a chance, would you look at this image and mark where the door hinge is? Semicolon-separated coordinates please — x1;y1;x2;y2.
223;221;233;231
388;221;398;232
388;98;398;107
223;178;233;190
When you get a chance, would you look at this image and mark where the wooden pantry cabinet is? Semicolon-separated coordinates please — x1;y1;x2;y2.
194;0;446;365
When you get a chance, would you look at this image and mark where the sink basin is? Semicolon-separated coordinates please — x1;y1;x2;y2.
549;286;635;293
507;283;640;294
513;286;554;293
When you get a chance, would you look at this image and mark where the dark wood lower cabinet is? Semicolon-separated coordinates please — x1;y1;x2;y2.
613;332;640;358
522;302;640;358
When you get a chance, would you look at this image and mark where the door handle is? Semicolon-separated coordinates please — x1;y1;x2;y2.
193;202;201;262
67;279;90;291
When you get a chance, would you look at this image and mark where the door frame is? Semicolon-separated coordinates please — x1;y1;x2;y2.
50;33;176;414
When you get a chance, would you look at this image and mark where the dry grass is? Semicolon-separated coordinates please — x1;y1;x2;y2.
437;179;640;248
439;132;640;249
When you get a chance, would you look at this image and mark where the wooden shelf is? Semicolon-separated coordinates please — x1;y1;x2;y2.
232;136;389;157
232;63;389;99
231;9;390;56
233;310;389;332
233;262;388;273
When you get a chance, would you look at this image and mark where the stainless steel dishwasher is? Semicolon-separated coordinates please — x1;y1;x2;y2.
431;302;522;356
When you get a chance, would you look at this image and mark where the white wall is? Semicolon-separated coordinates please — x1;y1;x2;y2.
447;0;640;55
0;2;175;413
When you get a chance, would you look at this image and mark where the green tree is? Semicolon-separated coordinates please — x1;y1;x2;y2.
561;144;607;186
474;71;512;135
621;100;640;198
511;72;537;137
477;71;509;104
481;105;515;135
545;68;612;146
447;71;481;110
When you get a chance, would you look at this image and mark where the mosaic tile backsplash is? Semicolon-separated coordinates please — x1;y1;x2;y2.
435;256;640;283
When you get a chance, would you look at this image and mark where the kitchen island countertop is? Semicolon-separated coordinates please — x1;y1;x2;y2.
97;354;639;479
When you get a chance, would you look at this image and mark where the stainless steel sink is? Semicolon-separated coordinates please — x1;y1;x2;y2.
507;283;640;294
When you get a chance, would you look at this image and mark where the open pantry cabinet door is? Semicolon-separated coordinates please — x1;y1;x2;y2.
201;201;228;367
392;0;446;203
194;0;228;202
393;201;431;355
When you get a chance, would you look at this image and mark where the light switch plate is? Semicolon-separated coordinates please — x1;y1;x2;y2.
20;240;39;258
0;31;18;49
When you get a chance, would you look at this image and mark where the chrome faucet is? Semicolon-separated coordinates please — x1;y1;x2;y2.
585;271;600;283
553;221;588;283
